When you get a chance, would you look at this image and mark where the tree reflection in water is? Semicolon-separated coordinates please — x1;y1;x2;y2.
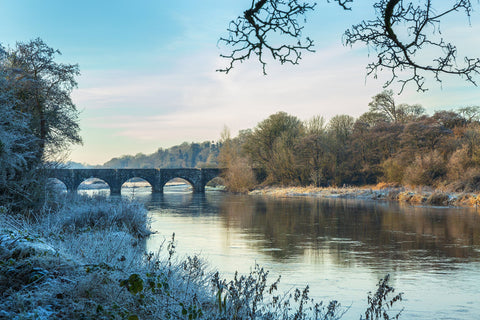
217;195;480;268
144;189;480;269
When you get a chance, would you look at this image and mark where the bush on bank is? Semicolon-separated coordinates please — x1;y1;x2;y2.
0;195;402;319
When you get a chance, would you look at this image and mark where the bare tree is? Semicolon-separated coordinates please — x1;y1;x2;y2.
219;0;480;91
368;90;425;123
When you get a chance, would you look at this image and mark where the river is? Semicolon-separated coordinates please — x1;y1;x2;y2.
84;183;480;319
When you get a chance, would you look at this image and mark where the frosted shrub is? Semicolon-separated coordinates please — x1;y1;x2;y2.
425;192;450;206
446;147;480;191
361;275;403;320
0;72;39;211
447;147;471;183
54;194;151;238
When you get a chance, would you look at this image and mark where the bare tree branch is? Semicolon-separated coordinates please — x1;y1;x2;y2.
220;0;480;91
217;0;316;74
330;0;353;10
344;0;480;92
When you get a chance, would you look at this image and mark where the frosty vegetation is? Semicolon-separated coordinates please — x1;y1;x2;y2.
0;39;81;211
0;70;38;207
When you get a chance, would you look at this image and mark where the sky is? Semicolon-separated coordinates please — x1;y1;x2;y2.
0;1;479;165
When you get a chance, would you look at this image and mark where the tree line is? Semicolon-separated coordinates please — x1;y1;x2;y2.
101;141;220;169
219;91;480;192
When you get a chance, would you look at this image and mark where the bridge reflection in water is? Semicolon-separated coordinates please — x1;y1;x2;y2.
46;168;222;194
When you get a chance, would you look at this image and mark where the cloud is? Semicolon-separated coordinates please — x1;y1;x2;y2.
73;45;377;138
71;38;479;162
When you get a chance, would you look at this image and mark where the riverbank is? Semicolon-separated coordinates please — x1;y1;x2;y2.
249;184;480;207
2;195;398;319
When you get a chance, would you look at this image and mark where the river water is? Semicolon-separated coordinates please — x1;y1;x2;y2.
92;184;480;319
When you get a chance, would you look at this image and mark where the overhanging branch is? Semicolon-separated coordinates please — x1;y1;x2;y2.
219;0;480;91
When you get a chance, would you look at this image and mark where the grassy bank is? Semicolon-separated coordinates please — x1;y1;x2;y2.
248;184;480;207
0;195;402;319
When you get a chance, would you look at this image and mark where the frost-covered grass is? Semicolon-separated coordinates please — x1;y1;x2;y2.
249;184;480;207
0;194;402;319
0;195;155;319
46;194;152;238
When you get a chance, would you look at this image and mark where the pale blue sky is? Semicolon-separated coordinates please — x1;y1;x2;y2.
1;1;479;164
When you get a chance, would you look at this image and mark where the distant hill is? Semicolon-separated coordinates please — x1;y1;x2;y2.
101;141;220;168
63;161;96;169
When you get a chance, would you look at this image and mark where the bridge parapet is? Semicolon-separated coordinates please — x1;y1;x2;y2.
46;168;224;195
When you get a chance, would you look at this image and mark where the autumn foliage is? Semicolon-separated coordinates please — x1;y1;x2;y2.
220;91;480;191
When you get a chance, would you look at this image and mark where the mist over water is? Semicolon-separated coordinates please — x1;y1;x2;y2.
101;183;480;319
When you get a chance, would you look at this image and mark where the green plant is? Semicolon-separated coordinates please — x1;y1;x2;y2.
120;273;144;296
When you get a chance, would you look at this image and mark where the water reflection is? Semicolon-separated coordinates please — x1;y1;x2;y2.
138;186;480;319
214;196;480;268
135;191;220;215
144;190;480;266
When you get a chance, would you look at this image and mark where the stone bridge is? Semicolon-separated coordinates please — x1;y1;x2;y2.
46;168;223;194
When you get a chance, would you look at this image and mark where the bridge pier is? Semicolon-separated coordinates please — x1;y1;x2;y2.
152;186;163;193
110;186;122;195
193;184;205;193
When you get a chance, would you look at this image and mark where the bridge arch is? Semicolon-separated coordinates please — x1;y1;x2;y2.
78;177;111;195
115;169;160;194
47;178;67;193
121;177;153;195
162;177;195;193
160;168;205;193
205;176;226;190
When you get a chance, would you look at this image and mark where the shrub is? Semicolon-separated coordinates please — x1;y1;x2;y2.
447;147;471;183
447;166;480;192
381;158;406;184
397;192;413;203
224;157;257;193
211;264;344;320
403;151;447;187
409;193;426;204
463;168;480;192
385;189;401;201
456;194;480;207
361;274;403;320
